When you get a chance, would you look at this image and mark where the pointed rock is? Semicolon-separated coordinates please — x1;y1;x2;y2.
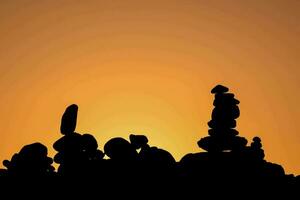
60;104;78;135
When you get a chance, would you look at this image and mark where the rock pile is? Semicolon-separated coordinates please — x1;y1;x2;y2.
53;104;104;175
198;85;247;152
2;143;54;176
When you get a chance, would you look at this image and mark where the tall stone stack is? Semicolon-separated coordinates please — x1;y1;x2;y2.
53;104;104;175
198;85;247;152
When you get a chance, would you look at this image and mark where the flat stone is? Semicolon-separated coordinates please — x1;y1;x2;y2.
208;119;236;129
214;93;240;105
208;129;239;136
211;85;229;94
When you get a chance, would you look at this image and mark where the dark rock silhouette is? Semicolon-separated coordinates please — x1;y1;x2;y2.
101;135;176;180
53;104;104;176
129;134;175;166
129;134;148;149
198;85;247;152
104;137;138;161
129;134;176;179
1;143;54;176
249;136;265;160
179;85;290;193
0;84;299;197
60;104;78;135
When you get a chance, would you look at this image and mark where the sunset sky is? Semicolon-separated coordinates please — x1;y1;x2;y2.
0;0;299;174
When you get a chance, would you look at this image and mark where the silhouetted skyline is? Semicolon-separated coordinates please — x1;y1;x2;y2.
1;85;299;197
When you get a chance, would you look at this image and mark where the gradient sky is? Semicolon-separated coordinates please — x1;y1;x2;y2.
0;0;299;174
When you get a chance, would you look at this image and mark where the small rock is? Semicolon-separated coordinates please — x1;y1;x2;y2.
129;134;148;149
211;85;229;94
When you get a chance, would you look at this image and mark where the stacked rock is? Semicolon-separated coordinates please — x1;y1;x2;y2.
2;143;55;176
250;137;265;161
129;134;176;178
129;134;175;165
198;85;247;152
53;104;104;175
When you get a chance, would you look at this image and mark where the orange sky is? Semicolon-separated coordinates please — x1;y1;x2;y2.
0;0;299;174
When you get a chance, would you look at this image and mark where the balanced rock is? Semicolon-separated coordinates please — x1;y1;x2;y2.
60;104;78;135
198;85;247;152
54;105;104;175
211;85;229;94
250;137;265;160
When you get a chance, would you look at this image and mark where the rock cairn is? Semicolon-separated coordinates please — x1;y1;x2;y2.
53;104;104;175
198;85;247;152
